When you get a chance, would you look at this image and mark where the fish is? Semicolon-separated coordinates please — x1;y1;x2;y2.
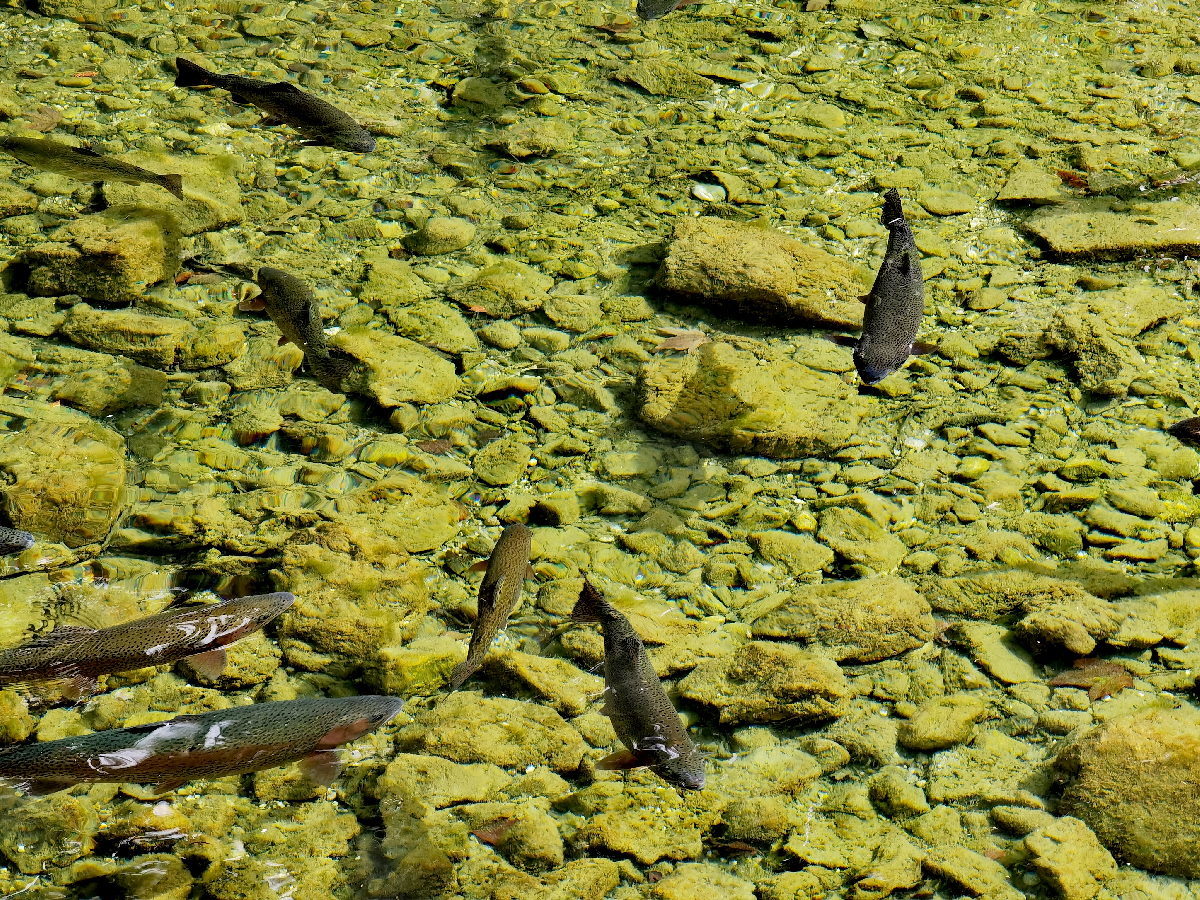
0;591;295;698
1167;417;1200;446
174;57;376;153
0;135;184;199
840;188;927;385
0;694;404;795
637;0;685;19
570;578;706;791
446;523;534;690
251;267;355;391
0;527;34;556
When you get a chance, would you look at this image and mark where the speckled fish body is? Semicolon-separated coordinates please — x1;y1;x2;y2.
1167;417;1200;446
0;527;34;556
0;592;294;695
854;188;924;384
0;135;184;199
447;523;533;690
175;57;375;153
0;695;404;795
637;0;684;19
571;578;705;791
254;267;354;390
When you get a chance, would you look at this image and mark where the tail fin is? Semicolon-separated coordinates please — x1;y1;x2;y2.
571;578;608;624
174;57;213;88
161;173;184;200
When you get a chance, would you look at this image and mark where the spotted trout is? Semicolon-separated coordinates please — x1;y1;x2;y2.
0;591;294;698
0;527;34;556
446;523;534;690
852;188;926;384
637;0;685;18
0;135;184;199
0;694;404;795
175;57;375;153
571;578;705;791
252;267;355;391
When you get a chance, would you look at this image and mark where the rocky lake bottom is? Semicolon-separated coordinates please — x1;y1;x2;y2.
1;0;1200;897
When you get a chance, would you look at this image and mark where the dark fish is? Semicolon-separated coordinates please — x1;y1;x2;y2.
1167;417;1200;446
175;57;376;153
851;188;926;384
571;578;705;791
252;267;355;391
0;592;294;698
0;135;184;199
0;695;404;795
447;523;534;690
637;0;685;19
0;527;34;556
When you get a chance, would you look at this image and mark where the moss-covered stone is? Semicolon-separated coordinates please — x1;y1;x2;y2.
1025;198;1200;258
1024;816;1117;900
897;694;989;751
332;327;459;406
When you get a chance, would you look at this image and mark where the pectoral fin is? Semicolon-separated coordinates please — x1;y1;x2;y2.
596;748;653;771
824;333;859;348
911;340;938;355
22;778;72;796
316;717;373;750
184;647;227;681
299;750;343;785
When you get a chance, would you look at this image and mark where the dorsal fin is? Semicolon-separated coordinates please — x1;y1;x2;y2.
18;626;95;650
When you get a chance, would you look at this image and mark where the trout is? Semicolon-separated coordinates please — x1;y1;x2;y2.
175;57;375;153
571;578;705;791
252;267;355;391
0;695;404;795
446;523;534;690
0;592;294;698
0;135;184;199
0;527;34;556
1167;417;1200;447
637;0;685;18
852;188;926;384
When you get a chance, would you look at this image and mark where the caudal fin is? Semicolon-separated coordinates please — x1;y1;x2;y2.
161;173;184;200
174;57;214;88
571;578;608;624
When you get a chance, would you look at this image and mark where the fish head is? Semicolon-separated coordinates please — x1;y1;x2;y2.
852;335;906;385
656;754;706;791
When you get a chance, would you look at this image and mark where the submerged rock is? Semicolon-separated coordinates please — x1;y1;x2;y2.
656;217;866;327
816;508;907;575
1056;703;1200;878
23;206;180;304
448;260;553;319
747;575;936;662
638;340;870;459
331;327;459;406
1024;198;1200;258
1024;816;1118;900
102;152;242;235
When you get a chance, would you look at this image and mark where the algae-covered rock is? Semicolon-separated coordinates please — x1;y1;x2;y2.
1055;703;1200;878
638;340;869;459
922;845;1022;900
817;507;907;575
1045;308;1144;397
1023;816;1117;900
379;752;510;815
59;303;189;368
453;801;564;871
448;260;553;319
927;728;1050;807
748;576;936;662
474;437;530;486
539;858;620;899
332;327;459;406
385;299;480;355
562;780;715;863
485;119;575;158
23;206;180;303
678;641;850;725
748;529;833;576
0;690;34;743
397;692;586;772
484;649;605;716
656;217;866;327
0;402;128;548
0;793;98;873
651;862;755;900
996;159;1068;204
405;216;476;255
618;58;712;98
1025;198;1200;258
102;152;242;235
897;693;988;751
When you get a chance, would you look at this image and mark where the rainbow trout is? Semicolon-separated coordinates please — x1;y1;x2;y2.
852;188;926;384
0;695;404;795
446;523;534;690
0;592;294;698
251;267;355;391
0;527;34;556
175;57;375;153
571;578;705;791
0;135;184;199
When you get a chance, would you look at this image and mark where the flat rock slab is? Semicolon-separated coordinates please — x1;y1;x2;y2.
332;327;459;406
638;340;872;459
1024;199;1200;258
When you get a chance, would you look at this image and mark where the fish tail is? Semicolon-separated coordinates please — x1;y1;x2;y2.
175;57;215;88
161;173;184;200
571;578;608;624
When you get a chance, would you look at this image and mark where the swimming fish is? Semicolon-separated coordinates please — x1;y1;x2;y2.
0;591;294;698
0;135;184;199
847;188;927;384
0;527;34;556
637;0;685;18
571;578;706;791
0;694;404;795
251;267;355;391
1167;417;1200;446
446;523;534;690
174;57;376;153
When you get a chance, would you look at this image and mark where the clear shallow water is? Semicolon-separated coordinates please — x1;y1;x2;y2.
0;0;1199;897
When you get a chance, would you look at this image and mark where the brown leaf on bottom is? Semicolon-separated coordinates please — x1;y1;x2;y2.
1048;658;1134;701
